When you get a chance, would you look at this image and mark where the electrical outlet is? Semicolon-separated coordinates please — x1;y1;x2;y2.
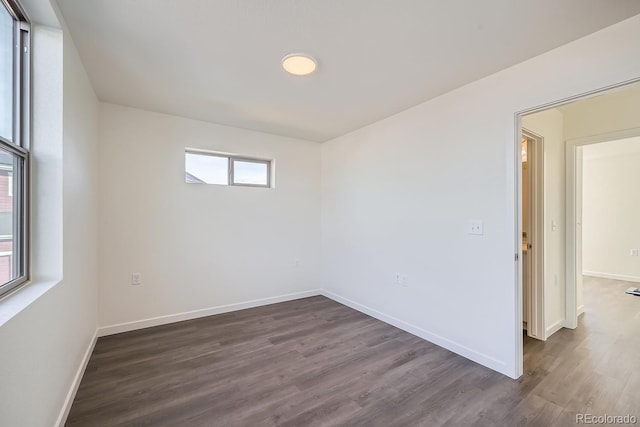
631;249;639;257
468;220;484;235
132;273;142;285
294;258;300;267
400;274;409;287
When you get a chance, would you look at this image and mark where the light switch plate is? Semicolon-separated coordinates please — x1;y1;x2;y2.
468;220;484;235
132;273;142;285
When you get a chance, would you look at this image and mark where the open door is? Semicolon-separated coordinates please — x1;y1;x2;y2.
522;130;544;340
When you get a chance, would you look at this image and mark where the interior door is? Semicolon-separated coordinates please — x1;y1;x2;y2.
522;131;544;340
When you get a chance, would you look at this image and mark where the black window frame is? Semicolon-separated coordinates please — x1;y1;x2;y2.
0;0;30;298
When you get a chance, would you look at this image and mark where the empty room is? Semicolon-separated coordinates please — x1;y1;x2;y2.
1;1;640;426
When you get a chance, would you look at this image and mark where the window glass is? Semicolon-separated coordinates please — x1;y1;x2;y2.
0;148;18;285
185;152;228;185
232;160;268;186
0;6;13;142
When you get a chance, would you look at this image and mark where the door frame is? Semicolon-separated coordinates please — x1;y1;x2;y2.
513;77;640;378
564;126;640;329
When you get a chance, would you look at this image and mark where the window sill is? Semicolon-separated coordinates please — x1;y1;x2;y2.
0;278;61;327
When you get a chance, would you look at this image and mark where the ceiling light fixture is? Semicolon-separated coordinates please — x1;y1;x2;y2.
282;53;317;76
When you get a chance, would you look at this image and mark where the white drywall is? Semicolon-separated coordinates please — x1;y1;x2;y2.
522;109;566;337
0;22;99;427
563;83;640;141
97;104;321;329
321;15;640;378
582;137;640;282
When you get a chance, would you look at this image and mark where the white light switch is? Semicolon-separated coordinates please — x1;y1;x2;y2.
132;273;142;285
468;220;484;235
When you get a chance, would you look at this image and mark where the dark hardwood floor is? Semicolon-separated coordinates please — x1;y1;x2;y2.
67;276;640;426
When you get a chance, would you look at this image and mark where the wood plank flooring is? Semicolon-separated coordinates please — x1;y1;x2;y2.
67;276;640;426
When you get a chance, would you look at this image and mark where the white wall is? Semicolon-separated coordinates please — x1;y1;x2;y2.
522;109;566;336
98;104;321;330
582;137;640;282
321;15;640;378
563;83;640;141
0;21;99;427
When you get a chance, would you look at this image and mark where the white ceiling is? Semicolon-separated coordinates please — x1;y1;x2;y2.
56;0;640;142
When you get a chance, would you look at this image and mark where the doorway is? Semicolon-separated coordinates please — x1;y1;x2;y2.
515;78;640;376
566;129;640;328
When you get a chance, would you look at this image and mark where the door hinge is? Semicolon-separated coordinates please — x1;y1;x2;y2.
515;253;519;261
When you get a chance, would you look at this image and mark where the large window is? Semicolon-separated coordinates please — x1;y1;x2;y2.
0;0;29;298
185;149;271;188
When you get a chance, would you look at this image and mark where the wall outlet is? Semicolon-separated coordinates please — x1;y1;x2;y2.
631;249;639;257
399;274;409;287
468;220;484;235
294;258;300;267
132;273;142;285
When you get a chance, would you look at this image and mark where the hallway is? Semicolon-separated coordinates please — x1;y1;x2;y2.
522;275;639;423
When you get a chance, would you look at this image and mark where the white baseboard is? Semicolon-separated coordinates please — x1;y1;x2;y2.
577;304;585;316
320;290;511;378
545;319;564;339
98;290;322;337
56;329;98;427
583;271;640;283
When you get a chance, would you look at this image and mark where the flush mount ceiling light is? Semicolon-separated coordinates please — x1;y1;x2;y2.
282;53;317;76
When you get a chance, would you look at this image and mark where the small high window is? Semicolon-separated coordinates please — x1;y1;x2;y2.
185;150;271;188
